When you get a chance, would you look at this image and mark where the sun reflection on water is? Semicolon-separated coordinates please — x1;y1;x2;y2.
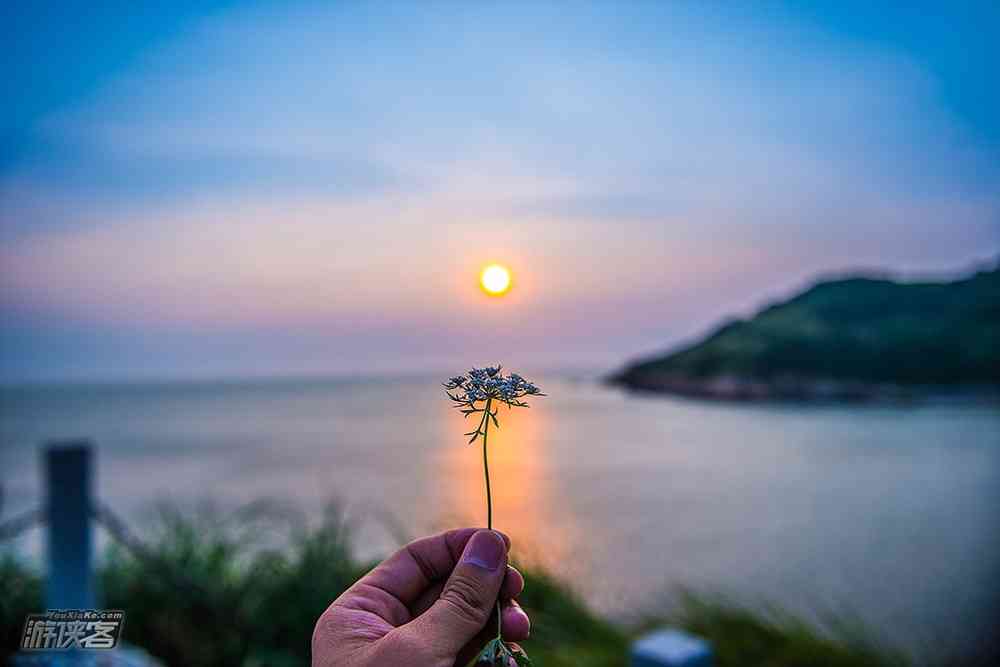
436;397;577;570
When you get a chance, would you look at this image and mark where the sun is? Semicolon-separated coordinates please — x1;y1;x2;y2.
480;264;512;296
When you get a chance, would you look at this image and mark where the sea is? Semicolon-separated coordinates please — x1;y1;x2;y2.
1;374;998;661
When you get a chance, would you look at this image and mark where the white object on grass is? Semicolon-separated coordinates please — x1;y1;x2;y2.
631;628;713;667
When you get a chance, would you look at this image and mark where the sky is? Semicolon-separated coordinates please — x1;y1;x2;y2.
2;1;999;382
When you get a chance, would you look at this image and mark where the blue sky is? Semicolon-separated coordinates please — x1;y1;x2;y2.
2;1;998;381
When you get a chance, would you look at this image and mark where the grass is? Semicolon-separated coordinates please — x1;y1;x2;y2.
650;592;909;667
0;503;921;666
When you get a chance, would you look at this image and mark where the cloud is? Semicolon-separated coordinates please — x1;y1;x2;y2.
1;1;998;379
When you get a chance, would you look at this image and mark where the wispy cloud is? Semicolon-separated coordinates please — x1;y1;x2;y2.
1;1;998;380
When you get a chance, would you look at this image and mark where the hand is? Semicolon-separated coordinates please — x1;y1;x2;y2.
312;528;531;666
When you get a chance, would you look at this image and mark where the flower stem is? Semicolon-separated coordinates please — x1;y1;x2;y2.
483;432;493;529
480;399;503;644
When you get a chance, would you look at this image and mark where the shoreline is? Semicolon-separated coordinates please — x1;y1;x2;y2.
607;373;1000;405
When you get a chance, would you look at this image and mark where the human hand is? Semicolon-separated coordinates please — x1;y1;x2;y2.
312;528;531;666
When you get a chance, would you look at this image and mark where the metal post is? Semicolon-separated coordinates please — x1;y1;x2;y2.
45;441;95;610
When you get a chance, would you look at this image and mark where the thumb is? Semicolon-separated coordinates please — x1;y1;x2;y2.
410;529;508;656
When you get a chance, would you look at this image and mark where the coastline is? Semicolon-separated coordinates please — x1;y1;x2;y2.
607;372;1000;404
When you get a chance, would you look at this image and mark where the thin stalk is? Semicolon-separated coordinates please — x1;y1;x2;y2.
480;398;503;643
483;402;493;530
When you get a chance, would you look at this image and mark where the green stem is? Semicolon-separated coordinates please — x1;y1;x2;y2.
480;399;503;644
482;402;493;531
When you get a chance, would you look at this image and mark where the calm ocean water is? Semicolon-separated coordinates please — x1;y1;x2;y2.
2;375;998;659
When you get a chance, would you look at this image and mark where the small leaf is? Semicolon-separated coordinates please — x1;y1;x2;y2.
508;644;533;666
470;638;503;666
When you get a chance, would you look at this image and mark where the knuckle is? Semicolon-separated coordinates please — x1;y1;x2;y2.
380;628;422;654
441;575;491;626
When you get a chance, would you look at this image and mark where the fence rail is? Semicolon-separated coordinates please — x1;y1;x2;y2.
2;440;712;667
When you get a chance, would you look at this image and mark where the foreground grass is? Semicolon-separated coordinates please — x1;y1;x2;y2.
1;504;910;667
649;593;909;667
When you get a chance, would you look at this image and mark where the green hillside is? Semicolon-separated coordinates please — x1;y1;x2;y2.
611;265;1000;399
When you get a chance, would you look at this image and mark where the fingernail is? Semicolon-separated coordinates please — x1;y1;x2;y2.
462;530;505;571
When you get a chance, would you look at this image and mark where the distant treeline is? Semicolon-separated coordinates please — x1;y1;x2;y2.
612;265;1000;399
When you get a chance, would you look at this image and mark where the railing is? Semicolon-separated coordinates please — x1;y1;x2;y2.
1;440;713;667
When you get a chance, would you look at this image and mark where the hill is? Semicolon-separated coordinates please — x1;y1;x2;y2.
610;265;1000;401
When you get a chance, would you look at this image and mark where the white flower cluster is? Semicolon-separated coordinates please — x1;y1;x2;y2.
443;365;543;408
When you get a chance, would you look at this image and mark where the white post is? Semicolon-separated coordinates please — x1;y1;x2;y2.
631;628;713;667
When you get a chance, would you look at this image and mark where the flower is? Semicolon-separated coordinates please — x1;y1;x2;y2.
442;365;542;665
443;365;544;413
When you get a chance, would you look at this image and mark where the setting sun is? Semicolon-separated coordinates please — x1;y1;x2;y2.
480;264;512;296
